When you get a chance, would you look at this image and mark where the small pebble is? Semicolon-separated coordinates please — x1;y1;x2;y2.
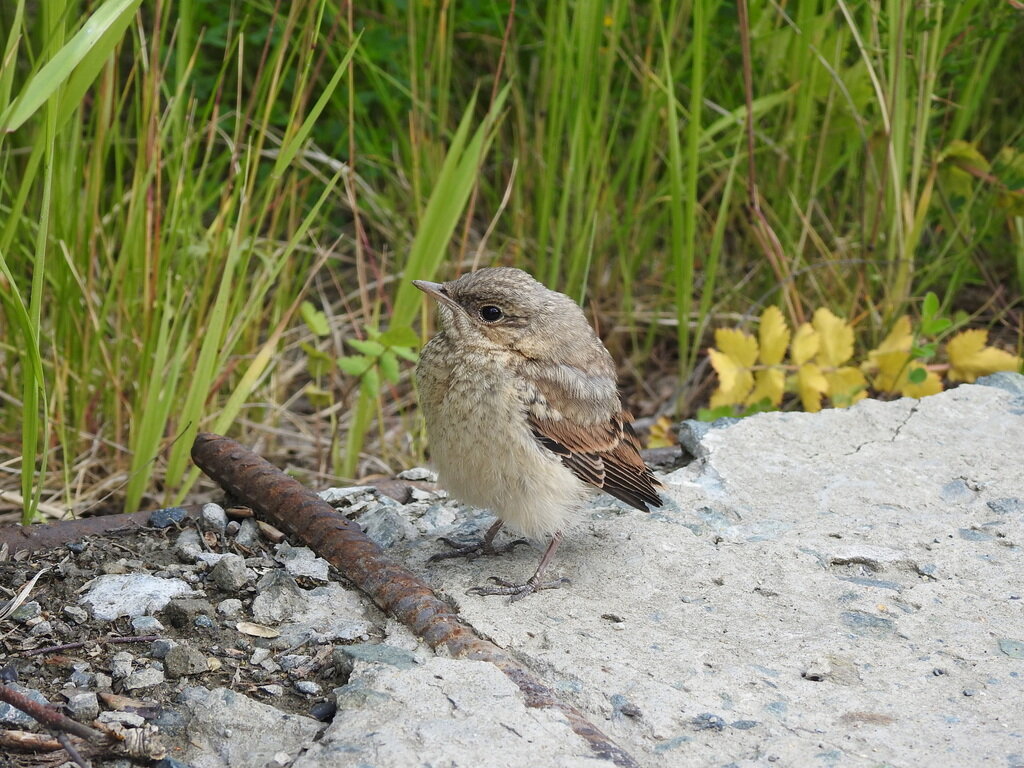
175;528;203;562
124;666;165;690
691;713;726;731
99;710;145;727
260;684;285;696
110;652;134;680
63;605;89;624
28;621;53;637
218;599;243;616
10;601;40;622
211;554;254;592
397;467;436;482
164;644;209;678
149;507;188;528
199;503;228;533
235;519;261;548
131;616;165;633
194;615;214;629
65;691;100;721
151;639;178;659
310;700;337;721
294;680;321;696
279;654;311;671
153;758;194;768
69;665;94;688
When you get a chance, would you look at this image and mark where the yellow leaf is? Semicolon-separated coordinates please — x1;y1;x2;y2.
708;348;755;406
791;323;819;365
714;328;759;366
708;347;738;392
901;364;944;398
758;306;790;365
797;363;828;412
746;368;785;407
826;367;868;407
812;308;855;366
947;329;1023;383
863;316;914;392
646;415;676;449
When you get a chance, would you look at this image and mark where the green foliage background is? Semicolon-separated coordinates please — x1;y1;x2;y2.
1;0;1022;521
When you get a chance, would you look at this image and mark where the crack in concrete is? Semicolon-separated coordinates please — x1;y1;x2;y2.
846;402;920;455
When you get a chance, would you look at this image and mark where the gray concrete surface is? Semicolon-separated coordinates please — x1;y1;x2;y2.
172;375;1024;767
332;377;1024;767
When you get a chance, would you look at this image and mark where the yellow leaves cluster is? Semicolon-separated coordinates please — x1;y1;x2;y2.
709;307;866;413
708;307;1023;414
861;316;942;398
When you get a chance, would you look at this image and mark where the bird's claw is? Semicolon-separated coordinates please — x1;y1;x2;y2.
466;575;571;602
427;536;529;563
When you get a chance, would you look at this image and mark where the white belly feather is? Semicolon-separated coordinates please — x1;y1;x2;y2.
421;354;586;539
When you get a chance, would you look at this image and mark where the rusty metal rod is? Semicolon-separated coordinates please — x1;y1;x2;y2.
0;684;103;742
191;432;638;768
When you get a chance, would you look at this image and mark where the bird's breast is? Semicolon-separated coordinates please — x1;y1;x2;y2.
416;337;585;537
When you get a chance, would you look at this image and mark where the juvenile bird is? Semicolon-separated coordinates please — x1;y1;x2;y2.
414;267;662;600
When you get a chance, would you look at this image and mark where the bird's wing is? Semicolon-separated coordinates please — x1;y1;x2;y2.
529;410;664;512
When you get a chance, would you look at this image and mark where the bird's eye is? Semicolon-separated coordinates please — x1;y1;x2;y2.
479;305;503;322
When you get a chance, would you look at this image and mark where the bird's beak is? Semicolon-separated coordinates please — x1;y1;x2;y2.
413;280;458;311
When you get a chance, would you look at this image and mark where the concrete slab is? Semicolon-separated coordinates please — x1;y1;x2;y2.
343;377;1024;767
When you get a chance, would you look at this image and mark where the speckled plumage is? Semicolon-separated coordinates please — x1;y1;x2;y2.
414;268;662;598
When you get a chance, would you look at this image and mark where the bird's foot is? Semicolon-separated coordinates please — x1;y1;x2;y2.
427;536;529;563
466;575;571;602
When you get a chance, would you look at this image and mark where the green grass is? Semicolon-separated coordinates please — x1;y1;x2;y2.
1;0;1022;523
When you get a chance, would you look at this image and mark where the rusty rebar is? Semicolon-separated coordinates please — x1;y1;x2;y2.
191;432;639;768
0;683;103;742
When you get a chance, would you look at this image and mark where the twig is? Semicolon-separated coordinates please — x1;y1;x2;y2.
20;635;160;658
57;731;92;768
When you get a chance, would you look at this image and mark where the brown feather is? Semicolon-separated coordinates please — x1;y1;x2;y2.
529;410;663;512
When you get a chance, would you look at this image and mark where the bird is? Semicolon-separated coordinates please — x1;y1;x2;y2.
413;267;663;601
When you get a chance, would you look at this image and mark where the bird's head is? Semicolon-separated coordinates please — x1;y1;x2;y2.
413;267;609;371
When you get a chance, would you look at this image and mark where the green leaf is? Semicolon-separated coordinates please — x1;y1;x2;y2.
908;367;928;384
378;350;400;384
921;317;952;336
912;342;937;359
391;345;419;363
697;405;741;421
299;342;333;378
360;366;380;397
300;301;330;336
922;291;940;321
389;83;511;330
0;0;143;132
271;30;362;179
347;338;385;357
337;355;374;377
378;325;420;348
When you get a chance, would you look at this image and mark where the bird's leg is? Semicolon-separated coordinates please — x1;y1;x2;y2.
466;531;570;601
428;519;529;562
